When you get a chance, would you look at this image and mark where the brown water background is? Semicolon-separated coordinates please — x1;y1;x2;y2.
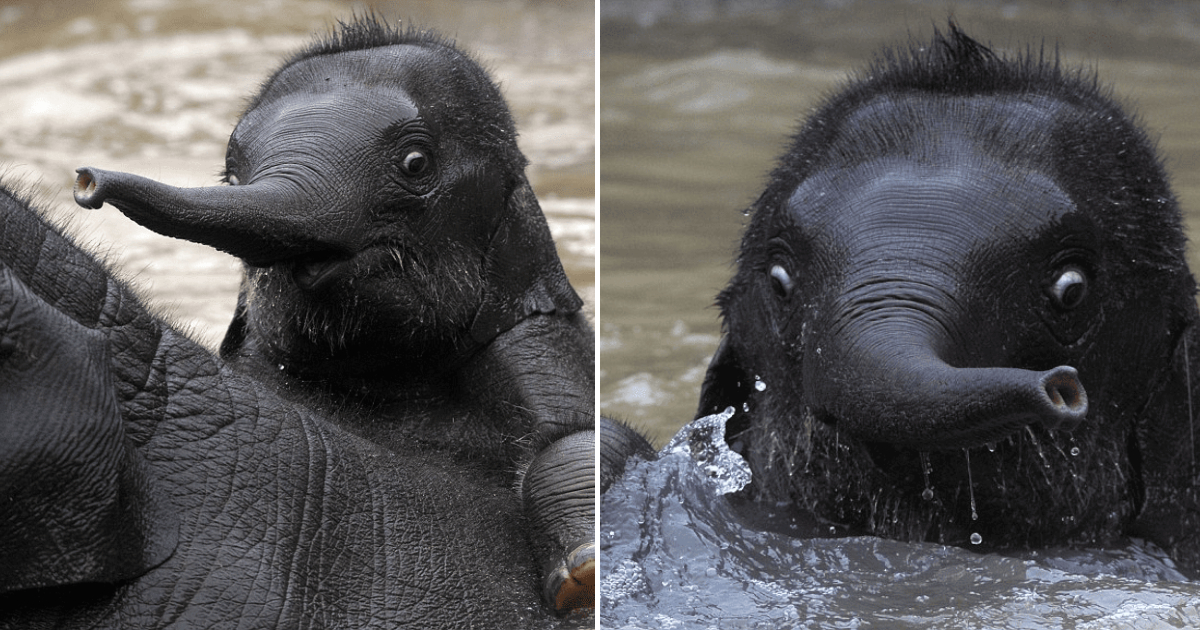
600;0;1200;445
0;0;594;351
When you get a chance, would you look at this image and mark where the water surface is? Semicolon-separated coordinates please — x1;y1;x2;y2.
0;0;594;350
599;2;1200;626
599;0;1200;444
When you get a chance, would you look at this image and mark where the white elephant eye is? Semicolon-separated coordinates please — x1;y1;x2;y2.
402;151;428;175
1048;266;1088;309
769;264;794;297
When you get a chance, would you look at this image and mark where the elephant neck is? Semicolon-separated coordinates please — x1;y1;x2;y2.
226;330;483;407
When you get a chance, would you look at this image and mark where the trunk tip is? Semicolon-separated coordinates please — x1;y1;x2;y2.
73;168;104;209
1039;365;1087;429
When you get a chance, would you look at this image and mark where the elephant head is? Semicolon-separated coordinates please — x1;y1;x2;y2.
74;17;581;380
73;17;595;613
700;24;1200;567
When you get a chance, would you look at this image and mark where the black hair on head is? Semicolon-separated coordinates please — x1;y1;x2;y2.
862;20;1095;98
240;13;474;116
289;13;458;66
747;20;1185;279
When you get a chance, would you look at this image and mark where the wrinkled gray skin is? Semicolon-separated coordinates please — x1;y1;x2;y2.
690;26;1200;575
75;19;599;613
0;186;561;627
0;19;590;627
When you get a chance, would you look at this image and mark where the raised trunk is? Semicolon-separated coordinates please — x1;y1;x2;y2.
74;167;362;266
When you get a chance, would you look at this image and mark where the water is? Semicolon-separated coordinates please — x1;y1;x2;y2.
602;414;1200;629
0;0;594;350
599;1;1200;625
599;0;1200;445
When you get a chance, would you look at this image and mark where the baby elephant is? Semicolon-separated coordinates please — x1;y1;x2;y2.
698;24;1200;574
75;16;594;611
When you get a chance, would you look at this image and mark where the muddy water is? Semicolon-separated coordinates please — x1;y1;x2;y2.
599;0;1200;445
598;2;1200;627
0;0;594;350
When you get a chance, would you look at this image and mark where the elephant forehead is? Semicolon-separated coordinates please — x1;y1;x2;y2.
237;82;419;145
785;159;1077;253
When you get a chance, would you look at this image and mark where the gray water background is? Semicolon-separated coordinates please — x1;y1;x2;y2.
598;2;1200;627
599;0;1200;445
0;0;594;351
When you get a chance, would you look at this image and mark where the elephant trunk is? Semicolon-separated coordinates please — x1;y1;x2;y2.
74;167;360;266
811;329;1087;450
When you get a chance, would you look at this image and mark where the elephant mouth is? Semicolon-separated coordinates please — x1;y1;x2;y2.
288;250;355;291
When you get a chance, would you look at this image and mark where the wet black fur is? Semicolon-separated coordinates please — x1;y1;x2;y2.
702;23;1200;571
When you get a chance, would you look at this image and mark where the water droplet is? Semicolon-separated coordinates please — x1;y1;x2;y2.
1070;446;1080;457
986;442;997;453
705;567;717;577
964;449;978;521
970;532;983;545
921;487;935;501
754;380;766;392
742;402;750;412
277;364;286;371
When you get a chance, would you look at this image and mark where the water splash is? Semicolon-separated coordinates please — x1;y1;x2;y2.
601;419;1198;627
660;406;751;495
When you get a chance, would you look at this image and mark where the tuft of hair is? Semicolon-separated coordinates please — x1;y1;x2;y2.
288;13;457;67
747;19;1187;285
861;20;1100;99
242;13;478;117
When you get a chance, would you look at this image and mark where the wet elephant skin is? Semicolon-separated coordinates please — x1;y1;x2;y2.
2;18;589;629
0;186;563;628
697;24;1200;574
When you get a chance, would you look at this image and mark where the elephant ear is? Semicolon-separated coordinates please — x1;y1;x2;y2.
0;266;177;593
696;335;753;419
469;175;583;344
1131;319;1200;575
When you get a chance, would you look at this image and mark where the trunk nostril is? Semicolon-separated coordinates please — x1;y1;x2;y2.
73;169;102;209
1038;366;1088;429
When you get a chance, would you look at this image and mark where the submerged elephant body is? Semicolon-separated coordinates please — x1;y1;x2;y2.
3;17;592;627
698;26;1200;572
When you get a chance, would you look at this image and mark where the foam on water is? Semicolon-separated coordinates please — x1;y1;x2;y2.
601;416;1200;629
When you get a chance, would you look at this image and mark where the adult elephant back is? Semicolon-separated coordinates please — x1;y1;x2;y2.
0;185;564;627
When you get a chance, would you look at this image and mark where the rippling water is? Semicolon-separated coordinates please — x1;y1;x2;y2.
602;413;1200;629
600;1;1200;626
0;0;594;350
599;0;1200;444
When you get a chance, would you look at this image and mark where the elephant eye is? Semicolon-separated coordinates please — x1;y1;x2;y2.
1047;265;1088;309
769;264;794;297
226;174;240;186
402;151;428;176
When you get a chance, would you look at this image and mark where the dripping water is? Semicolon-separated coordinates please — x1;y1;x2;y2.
1186;336;1195;472
1025;426;1052;472
965;448;978;521
966;448;980;545
919;452;934;501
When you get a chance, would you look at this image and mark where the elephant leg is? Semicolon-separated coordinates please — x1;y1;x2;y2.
600;416;656;494
520;430;595;614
